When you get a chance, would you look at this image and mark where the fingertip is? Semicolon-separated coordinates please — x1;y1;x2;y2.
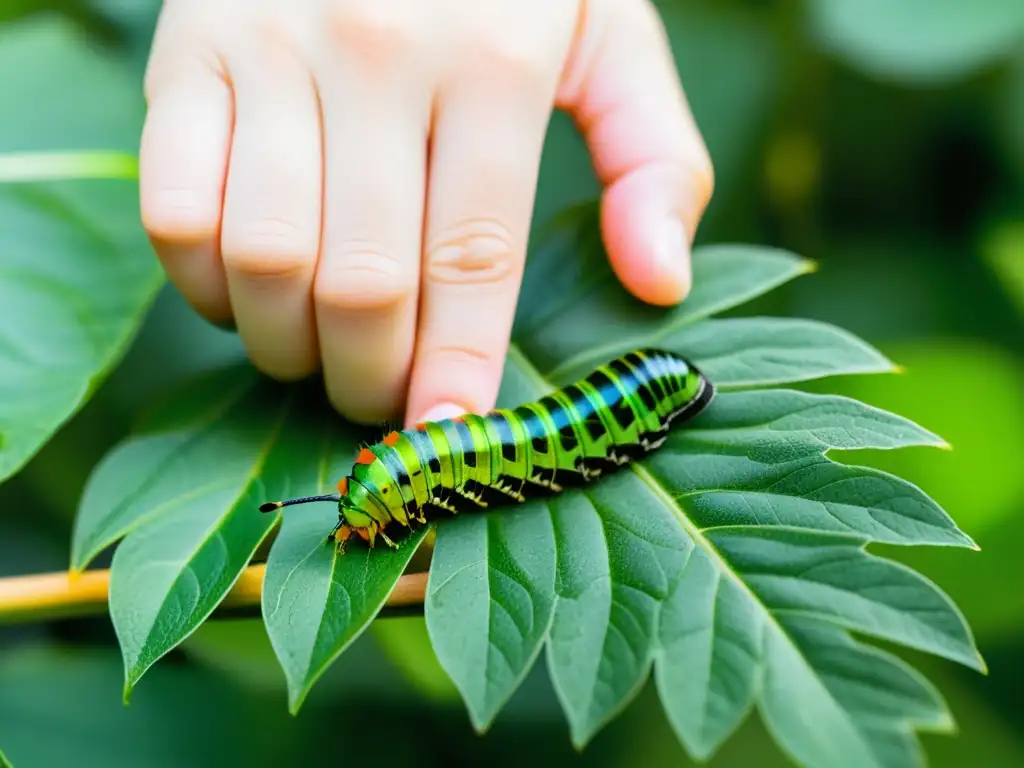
601;174;693;307
403;346;504;430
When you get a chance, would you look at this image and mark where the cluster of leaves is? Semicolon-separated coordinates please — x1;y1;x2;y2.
0;7;1006;768
54;203;982;767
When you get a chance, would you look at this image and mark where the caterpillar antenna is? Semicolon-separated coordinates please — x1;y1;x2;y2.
259;494;341;513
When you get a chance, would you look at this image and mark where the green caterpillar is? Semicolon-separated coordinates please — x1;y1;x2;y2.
260;348;715;552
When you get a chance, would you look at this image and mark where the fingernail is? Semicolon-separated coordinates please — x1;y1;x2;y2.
418;402;466;423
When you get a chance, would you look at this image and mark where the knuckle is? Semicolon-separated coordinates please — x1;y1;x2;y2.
431;343;498;370
315;246;417;311
476;36;550;81
142;188;220;244
425;219;519;287
222;218;317;280
328;2;422;57
251;349;319;384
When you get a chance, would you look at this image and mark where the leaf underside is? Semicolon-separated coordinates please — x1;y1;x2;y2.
74;206;982;768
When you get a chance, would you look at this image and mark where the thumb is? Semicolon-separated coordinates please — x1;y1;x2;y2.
557;0;714;306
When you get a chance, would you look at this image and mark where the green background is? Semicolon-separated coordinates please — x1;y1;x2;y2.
1;0;1022;766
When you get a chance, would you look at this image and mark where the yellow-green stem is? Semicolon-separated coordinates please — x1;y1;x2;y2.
0;566;428;625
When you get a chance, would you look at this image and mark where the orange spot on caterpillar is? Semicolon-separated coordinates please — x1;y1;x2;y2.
355;447;376;465
337;477;349;495
334;524;352;543
383;431;400;447
355;526;370;542
414;421;427;430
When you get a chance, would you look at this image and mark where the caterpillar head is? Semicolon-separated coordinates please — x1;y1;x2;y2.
257;476;381;553
260;479;376;548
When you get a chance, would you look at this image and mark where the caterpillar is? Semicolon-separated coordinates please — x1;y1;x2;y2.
259;347;715;552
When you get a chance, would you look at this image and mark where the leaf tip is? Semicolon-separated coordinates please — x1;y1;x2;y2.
469;713;495;738
799;258;820;275
286;684;312;717
568;724;594;754
974;652;990;676
934;709;958;735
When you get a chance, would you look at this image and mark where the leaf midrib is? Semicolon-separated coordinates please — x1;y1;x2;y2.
505;341;877;761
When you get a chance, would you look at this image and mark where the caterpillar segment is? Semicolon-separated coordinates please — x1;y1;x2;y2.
259;348;715;552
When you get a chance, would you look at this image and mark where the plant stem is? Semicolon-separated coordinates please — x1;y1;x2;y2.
0;567;427;625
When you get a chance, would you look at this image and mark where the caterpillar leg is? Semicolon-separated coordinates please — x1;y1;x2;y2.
527;468;563;493
326;522;354;555
378;528;399;549
428;493;459;516
640;426;670;452
576;456;617;481
489;476;527;502
453;483;489;508
606;448;633;466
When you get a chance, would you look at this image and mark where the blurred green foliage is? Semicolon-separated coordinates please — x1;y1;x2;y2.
1;0;1023;766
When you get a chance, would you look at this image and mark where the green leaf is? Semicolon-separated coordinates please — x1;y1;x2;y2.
71;368;257;570
100;370;333;699
82;205;982;767
262;465;429;712
806;0;1024;83
652;390;972;549
418;223;980;765
0;17;163;485
425;500;557;730
812;340;1024;537
78;364;429;705
517;243;818;378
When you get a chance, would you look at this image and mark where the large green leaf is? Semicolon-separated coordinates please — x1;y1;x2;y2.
0;17;163;484
419;221;979;765
72;370;325;697
71;367;428;703
74;206;981;766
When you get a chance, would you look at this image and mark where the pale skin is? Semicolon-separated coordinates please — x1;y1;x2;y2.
139;0;714;428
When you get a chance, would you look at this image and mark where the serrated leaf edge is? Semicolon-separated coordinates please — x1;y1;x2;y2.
634;472;886;763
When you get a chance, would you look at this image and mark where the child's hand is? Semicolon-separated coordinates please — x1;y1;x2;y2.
139;0;713;426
